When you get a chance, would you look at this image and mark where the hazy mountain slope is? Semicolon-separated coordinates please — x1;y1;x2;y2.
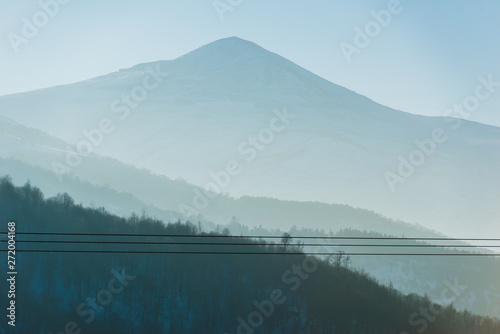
0;159;184;224
0;37;498;237
0;115;440;237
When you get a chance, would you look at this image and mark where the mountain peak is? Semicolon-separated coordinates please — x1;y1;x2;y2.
110;36;366;110
178;36;271;63
202;36;262;51
207;36;257;47
124;36;272;75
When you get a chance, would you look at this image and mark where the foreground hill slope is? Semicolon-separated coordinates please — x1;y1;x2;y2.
1;178;498;333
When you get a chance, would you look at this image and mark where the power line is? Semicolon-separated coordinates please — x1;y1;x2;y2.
3;232;499;256
1;249;499;256
2;239;500;248
2;231;500;241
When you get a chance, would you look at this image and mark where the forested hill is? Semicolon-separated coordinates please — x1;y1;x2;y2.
1;176;499;333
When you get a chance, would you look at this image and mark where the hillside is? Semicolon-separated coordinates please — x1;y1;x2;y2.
1;177;499;333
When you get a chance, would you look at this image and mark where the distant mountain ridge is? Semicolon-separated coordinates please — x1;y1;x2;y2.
0;114;436;238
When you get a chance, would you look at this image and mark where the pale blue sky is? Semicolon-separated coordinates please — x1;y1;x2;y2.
1;0;499;126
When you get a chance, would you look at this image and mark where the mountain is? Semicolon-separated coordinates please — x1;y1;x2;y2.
0;37;499;237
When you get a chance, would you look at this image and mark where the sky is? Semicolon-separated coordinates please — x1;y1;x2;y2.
1;0;499;126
